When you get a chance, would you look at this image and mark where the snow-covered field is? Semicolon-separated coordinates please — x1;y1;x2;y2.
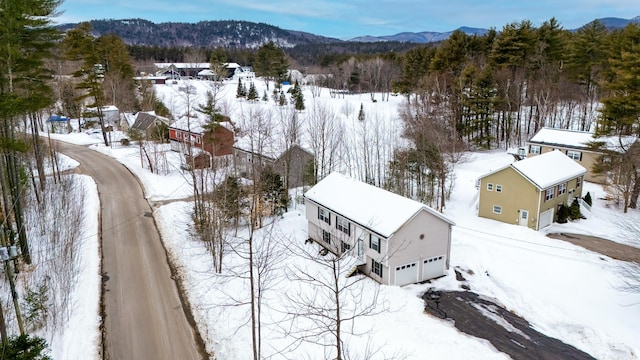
50;78;640;359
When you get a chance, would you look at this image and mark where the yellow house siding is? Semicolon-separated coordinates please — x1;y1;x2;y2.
526;143;605;183
478;167;540;229
537;176;585;223
479;167;586;230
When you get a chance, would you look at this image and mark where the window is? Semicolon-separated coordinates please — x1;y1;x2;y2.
372;259;383;277
370;234;380;253
318;208;330;224
545;188;554;201
529;145;541;154
576;176;582;188
496;184;502;193
341;241;351;253
322;230;331;244
336;217;350;235
487;183;494;191
492;205;502;214
566;150;582;161
558;183;567;196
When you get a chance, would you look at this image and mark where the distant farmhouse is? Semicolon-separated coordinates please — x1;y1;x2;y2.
233;136;313;189
154;62;254;80
304;173;455;286
525;128;637;184
130;112;171;139
478;150;587;230
84;105;120;129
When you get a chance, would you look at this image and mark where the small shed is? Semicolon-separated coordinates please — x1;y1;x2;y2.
47;115;70;134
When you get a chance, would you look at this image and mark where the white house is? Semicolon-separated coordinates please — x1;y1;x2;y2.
304;173;455;286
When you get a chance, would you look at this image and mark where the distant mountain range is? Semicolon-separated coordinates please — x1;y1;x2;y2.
57;16;640;48
350;26;489;43
351;16;640;43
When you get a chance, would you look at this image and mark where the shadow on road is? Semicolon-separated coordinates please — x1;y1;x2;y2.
423;288;595;360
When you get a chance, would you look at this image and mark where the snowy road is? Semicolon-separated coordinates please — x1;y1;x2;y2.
57;141;207;360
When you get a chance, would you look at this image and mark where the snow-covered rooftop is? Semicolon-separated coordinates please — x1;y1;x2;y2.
304;172;454;238
529;128;595;149
154;62;211;69
529;128;637;152
512;150;587;189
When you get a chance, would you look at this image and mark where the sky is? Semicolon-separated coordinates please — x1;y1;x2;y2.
55;0;640;40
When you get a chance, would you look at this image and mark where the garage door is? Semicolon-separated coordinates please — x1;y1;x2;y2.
395;262;418;286
539;208;554;229
422;256;445;281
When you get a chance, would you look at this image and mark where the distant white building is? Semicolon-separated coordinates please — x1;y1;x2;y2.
84;105;120;128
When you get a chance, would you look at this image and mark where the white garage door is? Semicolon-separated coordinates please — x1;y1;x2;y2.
395;262;418;286
422;256;445;281
539;208;554;229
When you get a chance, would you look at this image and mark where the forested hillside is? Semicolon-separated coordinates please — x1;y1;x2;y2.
57;18;340;48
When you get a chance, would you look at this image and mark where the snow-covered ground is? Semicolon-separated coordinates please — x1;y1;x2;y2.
49;78;640;359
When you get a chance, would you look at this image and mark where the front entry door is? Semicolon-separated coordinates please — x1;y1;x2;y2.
519;210;529;226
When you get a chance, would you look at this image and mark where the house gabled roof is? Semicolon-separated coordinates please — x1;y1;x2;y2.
481;150;586;190
304;172;454;238
528;128;595;149
170;116;233;134
233;135;312;161
132;112;170;131
528;127;637;153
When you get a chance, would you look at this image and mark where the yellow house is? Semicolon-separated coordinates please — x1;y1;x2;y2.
478;150;587;230
526;128;637;184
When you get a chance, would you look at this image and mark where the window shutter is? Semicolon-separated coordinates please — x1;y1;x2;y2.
579;152;583;161
348;223;351;236
317;207;321;220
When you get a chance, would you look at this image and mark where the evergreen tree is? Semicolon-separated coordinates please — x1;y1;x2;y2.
63;23;109;146
569;198;582;220
358;103;365;121
236;78;246;98
278;91;287;106
254;41;289;86
209;47;228;81
259;167;288;214
214;176;246;223
0;0;61;264
556;204;569;223
292;80;305;110
598;24;640;136
262;90;269;102
583;191;593;206
1;334;51;360
247;82;258;101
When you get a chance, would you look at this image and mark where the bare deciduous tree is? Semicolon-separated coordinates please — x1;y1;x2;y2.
281;228;390;360
307;100;344;180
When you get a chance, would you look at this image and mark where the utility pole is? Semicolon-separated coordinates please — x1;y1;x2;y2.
0;296;7;348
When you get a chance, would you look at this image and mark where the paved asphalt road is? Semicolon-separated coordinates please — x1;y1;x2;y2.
57;142;207;360
547;233;640;263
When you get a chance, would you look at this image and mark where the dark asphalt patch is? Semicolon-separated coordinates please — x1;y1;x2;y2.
423;289;596;360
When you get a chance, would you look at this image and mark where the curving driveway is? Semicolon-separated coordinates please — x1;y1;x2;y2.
57;142;207;360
